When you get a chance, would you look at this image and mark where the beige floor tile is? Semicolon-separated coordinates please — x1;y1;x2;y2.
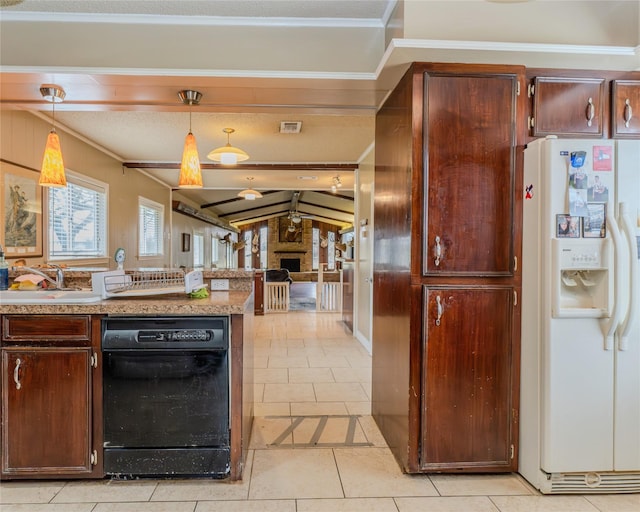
345;401;372;416
248;449;343;500
267;356;309;368
297;497;398;511
51;480;157;503
195;500;296;512
0;505;95;512
253;401;290;416
0;481;65;504
289;367;335;383
334;447;438;498
584;494;640;512
151;479;248;502
357;415;389;447
331;367;371;383
308;355;350;368
346;354;374;368
395;496;500;512
254;347;287;358
253;368;288;384
287;346;326;358
263;382;316;403
490;495;601;512
314;382;368;402
253;383;264;403
291;402;349;416
94;503;196;512
430;474;533;496
249;417;293;448
253;355;268;369
292;415;369;446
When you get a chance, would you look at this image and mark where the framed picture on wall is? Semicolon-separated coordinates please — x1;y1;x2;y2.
181;232;191;252
0;162;43;258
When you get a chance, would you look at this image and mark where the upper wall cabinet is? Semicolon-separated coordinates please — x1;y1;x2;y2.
611;80;640;138
528;77;606;138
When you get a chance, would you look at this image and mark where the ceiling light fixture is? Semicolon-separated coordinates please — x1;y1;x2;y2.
39;84;67;187
208;128;249;165
237;177;262;200
331;175;342;193
177;89;203;188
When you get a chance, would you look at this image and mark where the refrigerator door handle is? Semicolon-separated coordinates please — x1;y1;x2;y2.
619;204;638;351
604;214;624;351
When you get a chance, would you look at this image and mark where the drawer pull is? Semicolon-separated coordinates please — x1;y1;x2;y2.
435;295;443;326
13;358;22;390
586;97;595;127
434;236;442;267
624;99;633;128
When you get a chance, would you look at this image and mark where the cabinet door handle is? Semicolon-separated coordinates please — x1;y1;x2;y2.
435;295;443;326
586;97;595;127
13;358;22;390
434;236;442;267
624;99;633;128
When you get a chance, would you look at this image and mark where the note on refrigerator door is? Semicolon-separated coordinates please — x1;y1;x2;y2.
569;188;589;217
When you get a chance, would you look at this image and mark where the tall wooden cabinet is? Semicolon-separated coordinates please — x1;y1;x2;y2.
372;63;524;473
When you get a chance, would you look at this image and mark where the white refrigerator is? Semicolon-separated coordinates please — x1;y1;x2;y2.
520;136;640;493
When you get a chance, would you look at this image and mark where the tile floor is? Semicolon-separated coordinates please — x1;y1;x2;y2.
2;311;639;512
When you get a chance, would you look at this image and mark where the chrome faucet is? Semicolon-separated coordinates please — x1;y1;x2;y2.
12;265;66;290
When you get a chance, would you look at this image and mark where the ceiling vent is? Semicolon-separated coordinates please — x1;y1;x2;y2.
279;121;302;134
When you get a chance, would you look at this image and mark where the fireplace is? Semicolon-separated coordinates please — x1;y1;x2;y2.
280;258;300;273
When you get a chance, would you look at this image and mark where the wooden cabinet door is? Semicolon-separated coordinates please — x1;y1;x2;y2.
420;287;516;471
1;347;93;476
611;80;640;138
531;77;605;137
423;71;517;276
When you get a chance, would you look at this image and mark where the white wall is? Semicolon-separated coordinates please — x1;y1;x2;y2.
355;145;375;353
1;109;168;268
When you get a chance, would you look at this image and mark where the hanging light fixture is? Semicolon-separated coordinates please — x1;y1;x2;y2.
331;175;342;193
177;89;203;188
208;128;249;165
237;177;262;200
39;84;67;187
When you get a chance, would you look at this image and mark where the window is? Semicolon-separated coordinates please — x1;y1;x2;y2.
259;225;268;269
312;227;320;270
193;232;204;268
138;197;164;258
244;230;252;270
211;235;219;268
327;231;336;270
48;172;107;260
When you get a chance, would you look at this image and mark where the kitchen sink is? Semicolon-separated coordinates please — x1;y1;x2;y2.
0;289;103;304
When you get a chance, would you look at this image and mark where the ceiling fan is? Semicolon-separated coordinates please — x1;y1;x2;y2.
288;210;313;224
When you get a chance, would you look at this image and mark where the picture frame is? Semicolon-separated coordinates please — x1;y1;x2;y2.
556;214;580;238
0;162;43;258
278;216;302;243
583;203;606;238
181;232;191;252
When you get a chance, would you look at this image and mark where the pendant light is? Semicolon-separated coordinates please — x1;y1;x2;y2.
237;177;262;200
178;90;203;188
39;85;67;187
208;128;249;165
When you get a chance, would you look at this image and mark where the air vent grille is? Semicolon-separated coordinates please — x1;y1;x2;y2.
280;121;302;134
545;472;640;494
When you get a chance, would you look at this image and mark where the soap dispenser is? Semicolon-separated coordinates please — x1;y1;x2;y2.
0;245;8;291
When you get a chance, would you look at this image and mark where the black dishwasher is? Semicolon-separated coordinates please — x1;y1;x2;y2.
102;316;230;478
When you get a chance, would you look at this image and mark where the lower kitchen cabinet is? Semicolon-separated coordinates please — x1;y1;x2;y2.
0;314;103;480
421;287;517;471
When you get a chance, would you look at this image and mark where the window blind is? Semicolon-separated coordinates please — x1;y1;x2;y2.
138;198;164;257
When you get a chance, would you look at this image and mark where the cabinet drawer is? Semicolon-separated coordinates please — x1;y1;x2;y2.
2;315;92;344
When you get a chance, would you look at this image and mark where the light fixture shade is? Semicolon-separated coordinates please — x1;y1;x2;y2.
39;130;67;187
237;188;262;200
208;128;249;164
178;132;203;188
208;144;250;165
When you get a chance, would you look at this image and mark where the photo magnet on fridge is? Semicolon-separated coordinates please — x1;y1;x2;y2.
557;214;580;238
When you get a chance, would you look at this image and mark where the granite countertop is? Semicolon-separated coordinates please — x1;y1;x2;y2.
0;291;253;316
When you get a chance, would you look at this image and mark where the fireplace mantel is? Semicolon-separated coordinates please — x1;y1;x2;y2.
274;250;307;254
